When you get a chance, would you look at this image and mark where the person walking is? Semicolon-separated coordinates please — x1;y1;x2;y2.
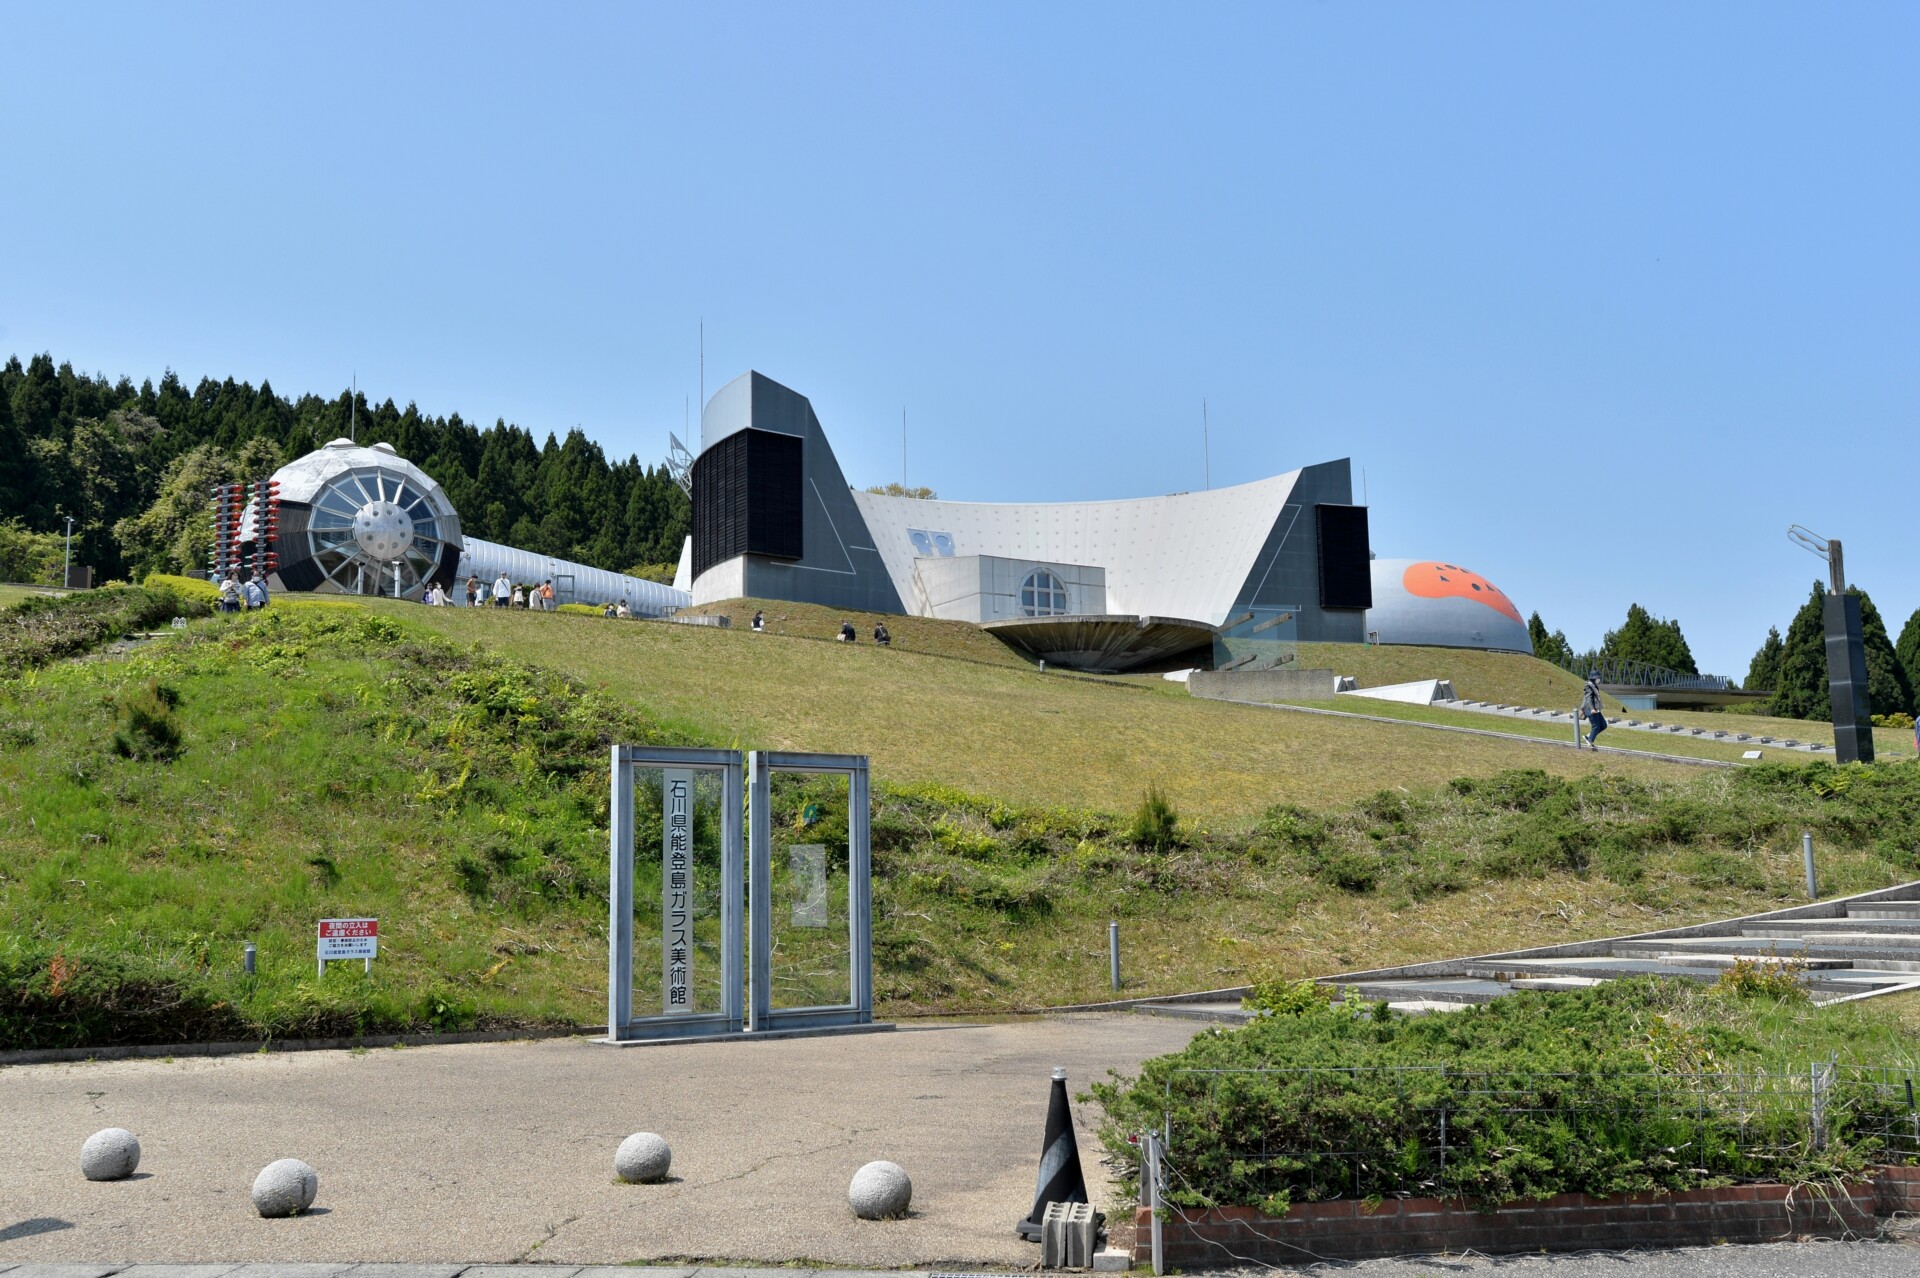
492;572;512;609
1580;673;1608;749
512;583;526;609
465;575;481;608
539;579;556;610
244;576;269;610
218;574;242;614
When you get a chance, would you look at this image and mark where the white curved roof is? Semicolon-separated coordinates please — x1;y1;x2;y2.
850;469;1304;626
1365;557;1530;652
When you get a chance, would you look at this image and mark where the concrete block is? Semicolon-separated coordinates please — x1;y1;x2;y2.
1189;668;1337;704
80;1126;140;1180
615;1131;672;1183
250;1158;319;1217
1044;1200;1099;1268
848;1159;912;1219
1092;1248;1132;1272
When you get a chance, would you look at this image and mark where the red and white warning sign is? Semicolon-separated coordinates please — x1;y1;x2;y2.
317;917;379;961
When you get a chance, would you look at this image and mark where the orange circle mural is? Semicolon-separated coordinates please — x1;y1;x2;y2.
1402;561;1522;624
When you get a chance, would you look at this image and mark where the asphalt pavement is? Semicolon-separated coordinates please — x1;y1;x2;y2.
0;1015;1195;1268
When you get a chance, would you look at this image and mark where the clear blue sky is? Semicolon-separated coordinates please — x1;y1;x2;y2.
3;2;1913;675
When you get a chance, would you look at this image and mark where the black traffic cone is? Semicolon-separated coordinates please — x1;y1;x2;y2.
1016;1066;1097;1240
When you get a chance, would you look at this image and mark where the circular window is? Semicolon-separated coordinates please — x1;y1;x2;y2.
1020;569;1068;617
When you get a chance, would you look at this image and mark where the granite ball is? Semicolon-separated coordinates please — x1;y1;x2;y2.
251;1158;319;1217
848;1160;912;1219
614;1131;672;1184
80;1127;141;1181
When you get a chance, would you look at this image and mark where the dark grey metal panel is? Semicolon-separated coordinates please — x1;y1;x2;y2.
1230;459;1365;643
701;372;904;614
1823;592;1875;764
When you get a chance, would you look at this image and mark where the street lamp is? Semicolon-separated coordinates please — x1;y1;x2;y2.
1788;524;1873;764
62;514;75;589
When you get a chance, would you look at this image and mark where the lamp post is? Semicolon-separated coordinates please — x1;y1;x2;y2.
1788;525;1874;764
62;514;75;588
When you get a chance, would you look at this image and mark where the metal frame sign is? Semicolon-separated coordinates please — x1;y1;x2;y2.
317;917;377;977
604;745;877;1045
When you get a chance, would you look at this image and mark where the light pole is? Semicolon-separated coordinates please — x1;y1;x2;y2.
62;514;75;588
1788;524;1874;764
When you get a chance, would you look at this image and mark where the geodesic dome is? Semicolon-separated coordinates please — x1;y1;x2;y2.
241;439;463;596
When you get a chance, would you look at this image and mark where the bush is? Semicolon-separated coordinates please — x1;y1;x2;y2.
1093;979;1889;1209
0;584;207;674
556;603;603;615
1872;712;1915;730
113;679;185;760
1129;783;1180;851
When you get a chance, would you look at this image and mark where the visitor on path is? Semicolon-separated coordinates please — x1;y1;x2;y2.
428;582;448;606
244;577;269;610
839;621;856;643
873;622;890;646
218;575;242;613
539;580;556;610
751;609;765;632
1580;674;1607;749
492;572;512;608
512;584;526;609
465;576;480;608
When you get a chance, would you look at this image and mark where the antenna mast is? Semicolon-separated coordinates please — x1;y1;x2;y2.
902;407;907;488
699;318;704;418
351;372;357;443
1203;397;1210;490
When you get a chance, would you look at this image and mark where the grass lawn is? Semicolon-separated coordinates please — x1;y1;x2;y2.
390;599;1709;822
1296;641;1632;712
1613;704;1917;759
0;583;65;609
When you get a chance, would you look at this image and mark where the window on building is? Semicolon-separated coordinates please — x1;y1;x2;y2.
1020;568;1068;617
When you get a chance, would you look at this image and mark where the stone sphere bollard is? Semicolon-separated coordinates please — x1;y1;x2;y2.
614;1132;672;1184
251;1158;319;1217
80;1128;141;1181
848;1160;912;1219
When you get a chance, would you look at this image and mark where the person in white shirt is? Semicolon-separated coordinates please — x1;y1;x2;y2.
492;572;512;608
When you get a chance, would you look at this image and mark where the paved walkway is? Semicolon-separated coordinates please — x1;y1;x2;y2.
0;1016;1196;1269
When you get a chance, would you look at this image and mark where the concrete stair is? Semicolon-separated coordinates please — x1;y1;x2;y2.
1128;885;1920;1021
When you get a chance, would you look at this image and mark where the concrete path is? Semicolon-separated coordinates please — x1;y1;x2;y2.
0;1015;1198;1268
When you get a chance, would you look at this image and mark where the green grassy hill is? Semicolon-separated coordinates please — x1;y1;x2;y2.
395;598;1702;822
6;588;1920;1049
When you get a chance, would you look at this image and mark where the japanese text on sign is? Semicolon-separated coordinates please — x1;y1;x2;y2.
317;917;378;961
662;770;692;1012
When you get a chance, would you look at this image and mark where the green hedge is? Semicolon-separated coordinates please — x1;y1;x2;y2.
0;584;208;675
1092;978;1917;1209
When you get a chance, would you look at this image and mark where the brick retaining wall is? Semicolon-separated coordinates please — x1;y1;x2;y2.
1133;1171;1917;1264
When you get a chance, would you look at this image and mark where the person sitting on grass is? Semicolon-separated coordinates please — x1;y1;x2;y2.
873;622;890;646
752;609;765;632
616;599;632;619
839;621;856;643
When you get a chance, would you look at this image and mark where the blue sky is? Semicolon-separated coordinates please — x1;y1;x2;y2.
2;2;1913;674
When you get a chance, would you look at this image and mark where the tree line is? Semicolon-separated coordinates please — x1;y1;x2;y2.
0;352;689;584
1529;589;1920;722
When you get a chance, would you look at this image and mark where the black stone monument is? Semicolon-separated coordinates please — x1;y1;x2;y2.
1822;590;1874;764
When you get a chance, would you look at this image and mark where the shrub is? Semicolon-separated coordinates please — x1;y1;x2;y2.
112;679;185;760
1872;712;1915;729
0;584;207;674
1713;953;1810;1002
1129;783;1180;852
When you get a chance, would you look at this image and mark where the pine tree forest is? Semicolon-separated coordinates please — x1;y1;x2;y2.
0;353;689;584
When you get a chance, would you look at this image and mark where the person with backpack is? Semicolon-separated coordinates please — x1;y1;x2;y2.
873;622;891;646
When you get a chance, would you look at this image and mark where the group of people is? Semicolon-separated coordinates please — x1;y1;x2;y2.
422;572;559;610
836;619;889;646
216;573;269;612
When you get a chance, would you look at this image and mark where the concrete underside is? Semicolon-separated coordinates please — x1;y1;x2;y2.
980;614;1214;672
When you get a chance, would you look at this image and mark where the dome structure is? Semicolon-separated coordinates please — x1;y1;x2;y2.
1364;558;1530;652
240;438;463;596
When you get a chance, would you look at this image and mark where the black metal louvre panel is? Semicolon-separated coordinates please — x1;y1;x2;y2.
1315;503;1372;610
691;428;804;579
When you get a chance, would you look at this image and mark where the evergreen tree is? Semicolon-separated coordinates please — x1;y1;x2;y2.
1744;627;1783;693
1599;603;1697;674
1527;611;1575;667
1897;608;1920;716
1770;583;1909;720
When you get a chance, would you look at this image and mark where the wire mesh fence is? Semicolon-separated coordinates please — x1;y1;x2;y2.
1157;1063;1920;1207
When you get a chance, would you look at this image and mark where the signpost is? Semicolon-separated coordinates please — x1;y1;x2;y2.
317;917;378;978
662;769;693;1012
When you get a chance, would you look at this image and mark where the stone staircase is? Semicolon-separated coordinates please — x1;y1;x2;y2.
1132;881;1920;1023
1438;697;1831;753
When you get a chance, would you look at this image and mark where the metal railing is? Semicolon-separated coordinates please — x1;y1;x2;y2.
1549;652;1739;692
